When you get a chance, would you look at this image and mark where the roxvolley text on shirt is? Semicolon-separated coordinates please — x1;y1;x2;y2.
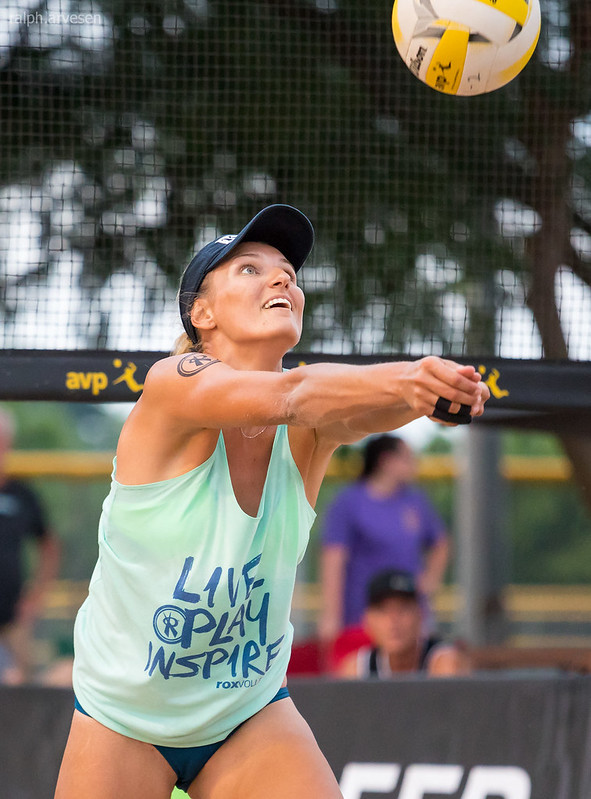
145;554;283;685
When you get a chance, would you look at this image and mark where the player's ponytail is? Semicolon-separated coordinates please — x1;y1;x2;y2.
173;273;211;355
171;331;202;355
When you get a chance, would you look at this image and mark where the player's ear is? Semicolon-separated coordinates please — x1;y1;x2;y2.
190;298;216;331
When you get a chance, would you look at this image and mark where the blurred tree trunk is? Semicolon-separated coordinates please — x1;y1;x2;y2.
525;2;591;513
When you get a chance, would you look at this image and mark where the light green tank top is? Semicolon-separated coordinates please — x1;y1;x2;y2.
73;425;315;747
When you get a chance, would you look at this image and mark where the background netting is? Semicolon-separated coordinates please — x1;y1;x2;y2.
0;0;590;359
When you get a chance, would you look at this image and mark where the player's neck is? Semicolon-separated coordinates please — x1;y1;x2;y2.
202;321;298;372
205;341;285;373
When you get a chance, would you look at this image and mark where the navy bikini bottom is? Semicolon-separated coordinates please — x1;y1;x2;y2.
74;686;290;792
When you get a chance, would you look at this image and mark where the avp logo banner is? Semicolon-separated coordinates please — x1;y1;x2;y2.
339;763;531;799
65;358;145;397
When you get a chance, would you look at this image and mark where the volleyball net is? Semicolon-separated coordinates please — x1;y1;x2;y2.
0;0;590;403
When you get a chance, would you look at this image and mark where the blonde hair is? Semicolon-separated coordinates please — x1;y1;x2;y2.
173;270;212;355
171;331;202;356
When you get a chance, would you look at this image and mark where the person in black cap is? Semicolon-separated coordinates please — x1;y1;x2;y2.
336;569;471;679
0;408;61;685
56;204;488;799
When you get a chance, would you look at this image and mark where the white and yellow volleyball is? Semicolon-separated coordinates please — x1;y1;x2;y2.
392;0;541;96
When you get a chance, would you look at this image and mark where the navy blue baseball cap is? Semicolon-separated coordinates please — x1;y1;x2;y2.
367;570;419;606
179;204;315;343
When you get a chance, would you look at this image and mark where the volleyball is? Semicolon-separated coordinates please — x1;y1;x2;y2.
392;0;541;96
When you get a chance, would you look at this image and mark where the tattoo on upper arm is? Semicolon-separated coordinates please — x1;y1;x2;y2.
177;353;220;377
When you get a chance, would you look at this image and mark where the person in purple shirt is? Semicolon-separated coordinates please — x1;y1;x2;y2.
319;435;449;656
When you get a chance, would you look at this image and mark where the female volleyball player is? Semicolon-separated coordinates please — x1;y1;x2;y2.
55;204;489;799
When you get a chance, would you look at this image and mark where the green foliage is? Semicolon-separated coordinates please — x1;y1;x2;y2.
1;402;122;577
503;431;588;583
33;478;108;578
423;434;454;454
4;402;87;450
502;430;564;457
509;482;591;583
2;402;122;450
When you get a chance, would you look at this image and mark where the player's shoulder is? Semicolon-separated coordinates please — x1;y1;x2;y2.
146;352;223;385
137;354;224;409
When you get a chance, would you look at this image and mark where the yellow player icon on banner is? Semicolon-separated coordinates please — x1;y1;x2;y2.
478;365;509;399
112;360;145;393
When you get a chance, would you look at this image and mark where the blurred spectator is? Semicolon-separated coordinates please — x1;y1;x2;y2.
0;408;61;683
319;435;449;656
38;636;74;687
337;569;470;678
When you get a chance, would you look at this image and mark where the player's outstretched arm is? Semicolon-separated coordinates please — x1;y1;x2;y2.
314;360;489;444
142;354;488;435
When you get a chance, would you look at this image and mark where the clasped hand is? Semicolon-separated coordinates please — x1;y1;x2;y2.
404;357;490;426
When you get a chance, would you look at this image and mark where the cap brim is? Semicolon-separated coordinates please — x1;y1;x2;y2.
224;204;314;271
369;590;418;606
